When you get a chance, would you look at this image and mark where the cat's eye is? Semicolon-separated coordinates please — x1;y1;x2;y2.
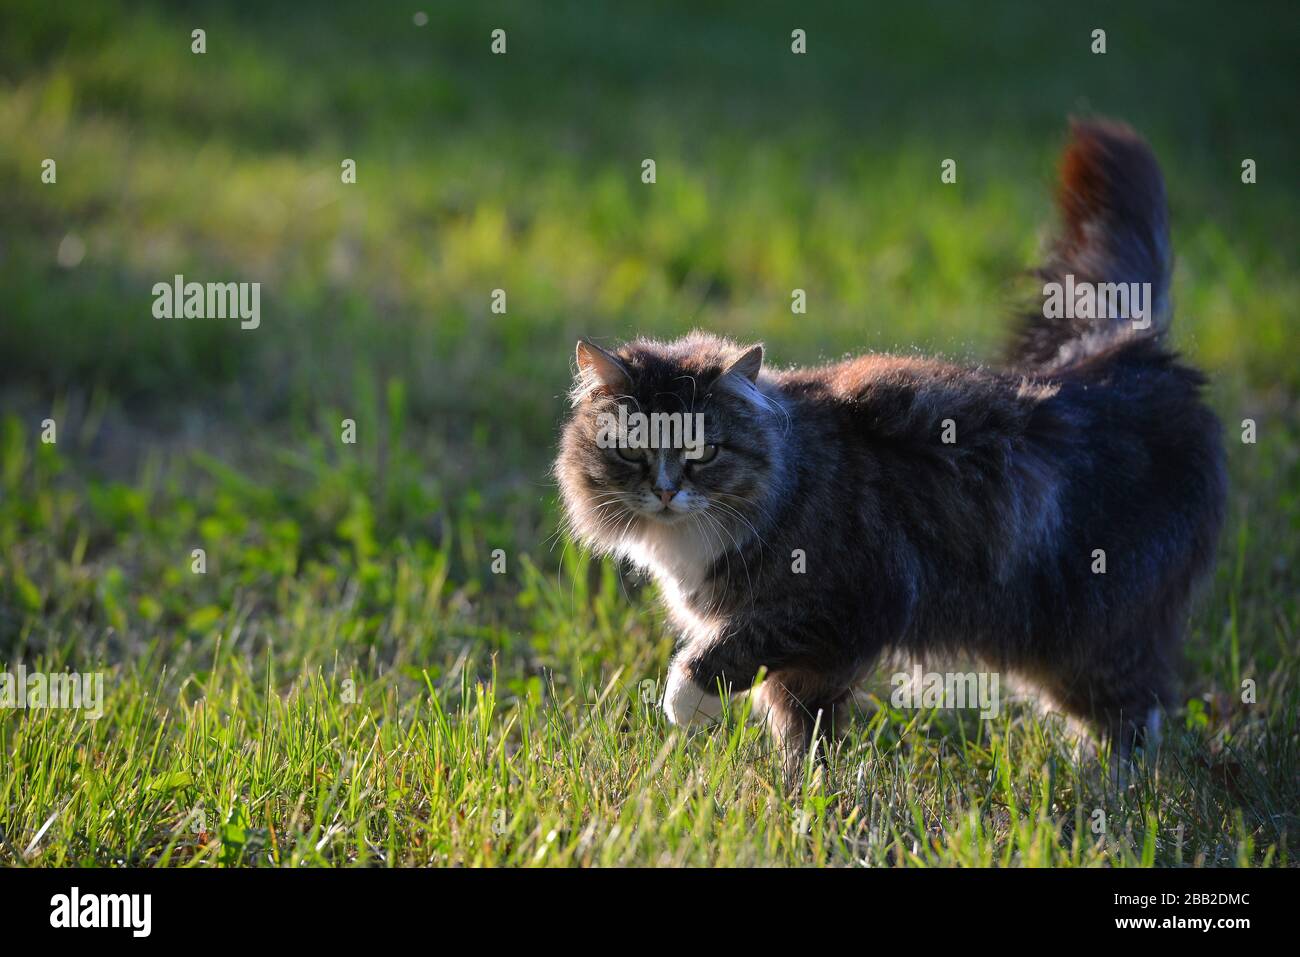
694;443;719;463
615;445;645;463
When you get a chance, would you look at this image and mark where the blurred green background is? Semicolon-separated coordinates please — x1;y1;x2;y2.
0;1;1296;866
3;0;1296;415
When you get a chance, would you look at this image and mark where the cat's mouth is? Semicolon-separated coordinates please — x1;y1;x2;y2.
640;506;690;525
637;501;697;525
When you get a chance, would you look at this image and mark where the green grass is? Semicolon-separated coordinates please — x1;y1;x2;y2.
0;0;1296;866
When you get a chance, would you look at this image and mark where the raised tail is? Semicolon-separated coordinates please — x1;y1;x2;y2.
1008;119;1172;370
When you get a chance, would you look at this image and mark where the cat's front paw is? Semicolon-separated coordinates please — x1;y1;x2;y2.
662;661;723;727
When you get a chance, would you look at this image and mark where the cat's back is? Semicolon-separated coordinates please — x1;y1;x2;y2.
774;352;950;400
772;351;1043;447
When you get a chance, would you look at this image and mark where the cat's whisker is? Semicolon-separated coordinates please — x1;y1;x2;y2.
699;504;757;609
687;511;735;620
706;498;770;556
708;490;779;535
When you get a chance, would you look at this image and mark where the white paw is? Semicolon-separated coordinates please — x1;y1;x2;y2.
662;662;723;726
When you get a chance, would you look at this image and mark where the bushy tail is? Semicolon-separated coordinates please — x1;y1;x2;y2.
1008;119;1172;369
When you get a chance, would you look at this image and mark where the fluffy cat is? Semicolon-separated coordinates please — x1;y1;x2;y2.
555;119;1226;777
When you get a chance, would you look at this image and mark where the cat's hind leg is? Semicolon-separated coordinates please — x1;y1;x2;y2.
1033;641;1174;772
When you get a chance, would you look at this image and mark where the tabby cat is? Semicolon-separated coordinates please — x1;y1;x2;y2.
555;119;1226;777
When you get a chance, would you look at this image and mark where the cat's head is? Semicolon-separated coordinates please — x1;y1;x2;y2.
556;331;786;553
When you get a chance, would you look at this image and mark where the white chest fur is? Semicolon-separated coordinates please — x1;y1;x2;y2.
620;521;725;646
626;521;722;591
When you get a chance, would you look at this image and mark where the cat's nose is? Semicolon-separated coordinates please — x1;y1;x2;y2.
654;486;677;507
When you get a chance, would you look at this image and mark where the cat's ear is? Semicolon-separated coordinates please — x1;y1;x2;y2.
574;339;631;397
722;344;764;383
